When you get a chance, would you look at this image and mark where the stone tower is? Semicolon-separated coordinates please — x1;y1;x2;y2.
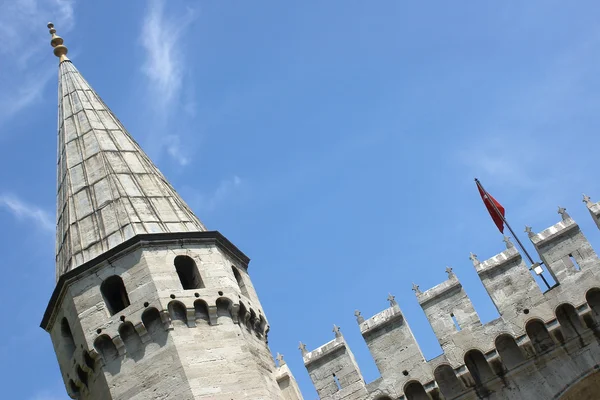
40;24;303;400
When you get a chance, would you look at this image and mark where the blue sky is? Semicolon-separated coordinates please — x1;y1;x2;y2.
1;0;600;398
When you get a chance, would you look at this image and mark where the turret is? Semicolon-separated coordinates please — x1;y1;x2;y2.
41;23;303;400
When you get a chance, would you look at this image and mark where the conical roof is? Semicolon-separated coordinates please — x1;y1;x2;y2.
53;29;206;280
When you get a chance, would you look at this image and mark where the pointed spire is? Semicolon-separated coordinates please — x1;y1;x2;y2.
48;22;69;62
52;29;206;279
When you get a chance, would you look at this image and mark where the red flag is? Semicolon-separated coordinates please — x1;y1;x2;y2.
476;182;505;233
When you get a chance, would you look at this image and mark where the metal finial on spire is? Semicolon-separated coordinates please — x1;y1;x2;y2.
47;22;69;62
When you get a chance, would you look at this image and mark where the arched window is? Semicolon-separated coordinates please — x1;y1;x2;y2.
100;275;130;315
526;319;555;354
404;381;429;400
464;350;495;386
556;303;584;340
174;255;204;290
434;364;464;398
495;334;525;369
232;266;249;297
61;317;76;359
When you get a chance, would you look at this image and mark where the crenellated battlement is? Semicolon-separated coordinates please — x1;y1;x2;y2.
301;196;600;400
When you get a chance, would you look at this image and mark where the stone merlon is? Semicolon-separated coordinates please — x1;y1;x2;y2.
302;335;347;366
417;274;461;307
476;246;521;276
358;304;403;337
529;217;577;247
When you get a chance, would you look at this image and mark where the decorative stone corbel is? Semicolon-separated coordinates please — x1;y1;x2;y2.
231;303;240;324
160;310;173;331
208;305;218;326
185;309;196;328
134;322;151;343
112;335;126;356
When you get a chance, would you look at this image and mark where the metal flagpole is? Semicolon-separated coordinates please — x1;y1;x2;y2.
475;178;552;290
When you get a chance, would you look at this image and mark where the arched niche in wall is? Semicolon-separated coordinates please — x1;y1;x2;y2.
586;288;600;324
404;381;429;400
216;297;233;324
526;319;555;354
194;299;209;323
168;301;188;326
142;307;167;346
495;334;525;369
556;303;585;340
464;349;495;386
434;364;464;398
93;334;118;363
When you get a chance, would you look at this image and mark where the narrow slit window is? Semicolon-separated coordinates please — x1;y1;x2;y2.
232;266;250;297
100;275;130;315
174;255;204;289
451;313;461;331
569;254;581;271
333;374;342;391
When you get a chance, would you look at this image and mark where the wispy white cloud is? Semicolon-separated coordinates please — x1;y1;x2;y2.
140;0;195;110
188;176;243;212
0;0;75;125
0;193;54;232
165;134;191;166
139;0;197;166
